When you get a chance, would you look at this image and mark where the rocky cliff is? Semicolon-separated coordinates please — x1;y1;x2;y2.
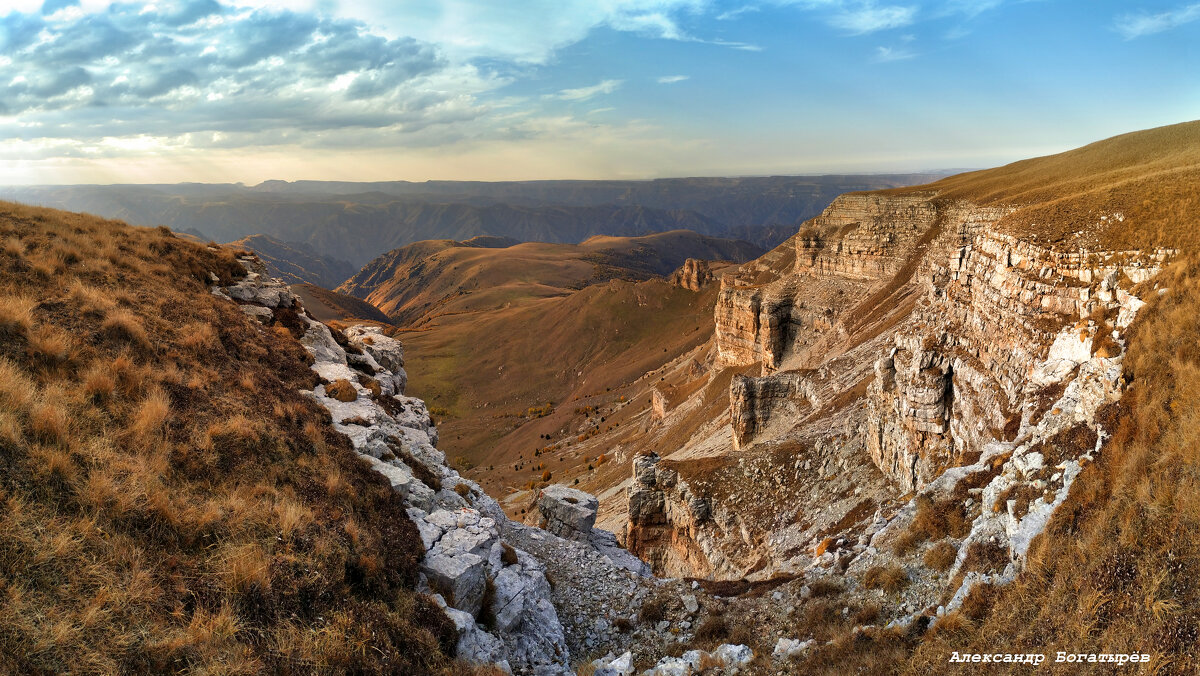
215;257;774;675
620;189;1169;613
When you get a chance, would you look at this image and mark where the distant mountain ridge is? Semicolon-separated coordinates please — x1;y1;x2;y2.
0;174;947;267
226;234;358;288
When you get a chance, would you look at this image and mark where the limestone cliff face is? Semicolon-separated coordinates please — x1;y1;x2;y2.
713;193;950;373
629;190;1169;579
729;372;818;449
794;193;941;280
625;454;717;578
867;227;1167;491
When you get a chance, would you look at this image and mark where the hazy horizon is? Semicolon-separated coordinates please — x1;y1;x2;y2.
1;0;1196;184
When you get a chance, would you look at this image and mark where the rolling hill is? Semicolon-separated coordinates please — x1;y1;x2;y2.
338;230;762;324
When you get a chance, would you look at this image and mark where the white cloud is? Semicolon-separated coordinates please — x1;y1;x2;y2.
828;4;917;34
1115;3;1200;39
554;79;623;101
874;45;915;61
657;74;690;83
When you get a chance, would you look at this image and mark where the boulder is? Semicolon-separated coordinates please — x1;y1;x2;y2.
591;651;635;676
537;485;598;541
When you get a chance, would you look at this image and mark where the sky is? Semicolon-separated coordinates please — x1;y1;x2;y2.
0;0;1196;184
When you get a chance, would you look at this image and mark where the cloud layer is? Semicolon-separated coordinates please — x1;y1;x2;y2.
0;0;1190;182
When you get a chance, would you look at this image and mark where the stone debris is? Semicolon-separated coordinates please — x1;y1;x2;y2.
644;644;754;675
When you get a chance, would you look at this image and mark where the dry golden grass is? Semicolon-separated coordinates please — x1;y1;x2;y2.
893;494;971;555
326;378;358;402
0;293;34;339
884;119;1200;250
0;201;460;674
922;541;958;572
100;309;150;351
863;564;910;594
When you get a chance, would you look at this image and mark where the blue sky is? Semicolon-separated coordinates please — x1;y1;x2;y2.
0;0;1196;183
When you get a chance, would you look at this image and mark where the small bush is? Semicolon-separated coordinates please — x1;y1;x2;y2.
326;379;358;402
694;615;729;642
454;483;471;498
358;375;382;397
863;565;909;593
500;542;519;566
923;541;959;572
639;598;666;624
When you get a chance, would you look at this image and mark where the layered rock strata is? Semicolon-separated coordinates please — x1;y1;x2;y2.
668;258;715;291
867;228;1169;491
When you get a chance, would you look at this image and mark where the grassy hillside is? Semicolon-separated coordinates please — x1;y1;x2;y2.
885;120;1200;250
338;230;761;325
0;203;466;674
403;277;720;496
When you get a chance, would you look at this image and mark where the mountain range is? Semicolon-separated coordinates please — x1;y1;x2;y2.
0;174;947;268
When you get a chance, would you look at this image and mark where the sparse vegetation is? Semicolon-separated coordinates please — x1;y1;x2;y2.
893;494;971;555
910;251;1200;673
863;564;910;593
922;541;958;572
0;203;460;674
325;378;358;402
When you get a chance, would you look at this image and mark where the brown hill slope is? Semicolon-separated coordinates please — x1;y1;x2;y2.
0;203;464;673
290;282;394;325
338;230;762;325
402;276;721;493
883;119;1200;250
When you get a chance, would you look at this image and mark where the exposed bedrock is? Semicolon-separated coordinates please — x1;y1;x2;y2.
630;192;1171;580
729;372;819;449
867;227;1168;491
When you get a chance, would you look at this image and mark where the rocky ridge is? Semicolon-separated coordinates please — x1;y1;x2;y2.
214;258;761;675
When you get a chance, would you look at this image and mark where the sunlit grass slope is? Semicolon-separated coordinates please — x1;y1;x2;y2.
0;203;468;674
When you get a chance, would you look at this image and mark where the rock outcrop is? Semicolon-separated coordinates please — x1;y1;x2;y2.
866;228;1168;491
669;258;714;291
219;258;574;675
626;190;1169;591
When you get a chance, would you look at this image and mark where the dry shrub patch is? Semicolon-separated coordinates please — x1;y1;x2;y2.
863;564;910;594
326;378;358;402
0;202;459;674
894;494;971;555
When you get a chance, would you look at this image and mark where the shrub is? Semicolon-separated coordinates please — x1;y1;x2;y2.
325;379;358;402
895;494;971;554
639;597;666;623
500;542;519;566
923;541;959;572
863;564;909;593
694;615;729;642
